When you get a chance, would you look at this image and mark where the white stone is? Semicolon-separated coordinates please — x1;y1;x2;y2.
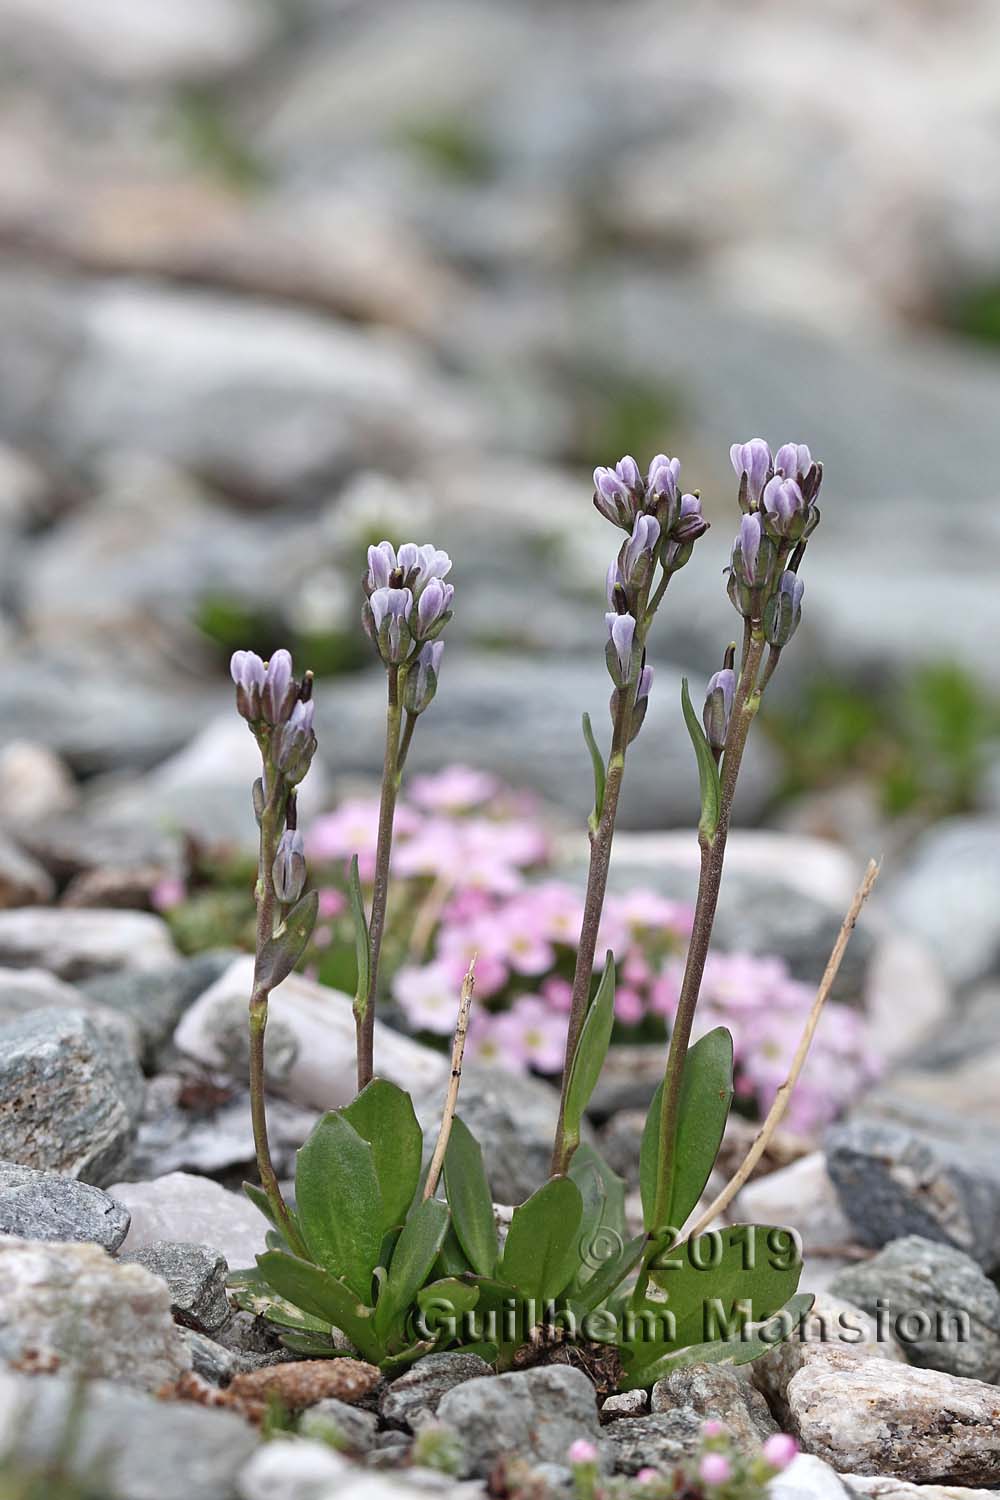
752;1294;905;1424
786;1355;1000;1483
864;931;952;1064
238;1439;349;1500
843;1476;998;1500
0;740;77;825
0;907;176;979
737;1154;854;1255
107;1172;268;1270
768;1454;851;1500
0;1235;189;1389
174;956;448;1111
606;831;860;910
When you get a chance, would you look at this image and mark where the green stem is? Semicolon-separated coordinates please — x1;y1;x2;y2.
249;777;307;1256
355;665;403;1091
649;631;766;1233
550;686;633;1176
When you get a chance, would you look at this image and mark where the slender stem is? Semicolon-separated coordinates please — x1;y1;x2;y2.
424;961;476;1200
650;630;766;1231
397;710;418;776
550;688;633;1176
356;665;403;1091
680;860;880;1244
249;779;307;1256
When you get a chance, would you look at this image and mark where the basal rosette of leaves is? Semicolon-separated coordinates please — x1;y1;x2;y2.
226;441;876;1390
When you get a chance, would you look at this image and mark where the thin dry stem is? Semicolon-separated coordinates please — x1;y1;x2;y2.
423;959;477;1200
680;857;880;1244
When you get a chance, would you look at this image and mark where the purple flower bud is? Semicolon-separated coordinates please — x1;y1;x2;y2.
404;640;444;716
274;699;317;783
231;650;266;721
415;576;455;638
730;439;772;508
368;586;413;664
672;492;710;543
764;570;804;649
615;455;642;492
734;513;762;583
593;466;635;528
612;664;654;744
366;541;396;594
774;443;812;482
761;476;807;539
605;610;637;687
703;668;735;751
646;453;681;501
636;664;654;703
261;649;298;725
618;513;660;590
272;828;306;903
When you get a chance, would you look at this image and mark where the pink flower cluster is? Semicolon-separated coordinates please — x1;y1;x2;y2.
305;766;877;1133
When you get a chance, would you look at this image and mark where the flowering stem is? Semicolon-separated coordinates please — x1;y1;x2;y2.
356;665;404;1091
550;687;634;1176
249;775;308;1256
650;630;767;1233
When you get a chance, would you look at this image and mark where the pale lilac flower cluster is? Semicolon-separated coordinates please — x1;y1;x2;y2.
362;541;453;713
727;439;822;645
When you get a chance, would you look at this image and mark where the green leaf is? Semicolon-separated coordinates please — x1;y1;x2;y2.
568;1143;627;1296
257;888;319;990
416;1278;480;1318
443;1115;497;1278
681;677;721;842
582;713;607;833
375;1197;451;1341
295;1112;384;1300
562;952;616;1156
640;1027;734;1234
348;854;370;1012
570;1232;648;1319
343;1079;423;1232
255;1250;380;1361
499;1177;584;1302
620;1291;814;1389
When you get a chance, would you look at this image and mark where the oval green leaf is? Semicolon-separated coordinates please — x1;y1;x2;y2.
499;1176;584;1302
640;1026;734;1233
343;1079;423;1232
295;1111;383;1300
443;1115;497;1278
562;953;616;1154
375;1196;451;1340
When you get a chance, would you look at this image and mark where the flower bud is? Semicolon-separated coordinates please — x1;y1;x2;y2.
605;611;638;688
593;457;642;529
252;777;266;824
414;576;455;640
702;668;735;752
231;650;266;721
730;439;772;510
646;453;681;504
728;514;778;618
617;514;660;593
774;441;823;503
763;570;804;648
272;829;306;904
627;664;654;744
274;699;317;784
366;586;413;664
671;492;710;543
366;540;396;595
404;641;444;716
762;476;811;542
260;649;298;725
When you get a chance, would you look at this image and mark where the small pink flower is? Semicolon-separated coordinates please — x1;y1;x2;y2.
494;996;567;1073
637;1469;660;1484
541;975;574;1012
698;1453;732;1486
613;986;644;1025
393;961;462;1034
762;1434;798;1472
317;887;346;919
701;1420;725;1439
408;765;499;812
567;1440;598;1465
150;876;186;911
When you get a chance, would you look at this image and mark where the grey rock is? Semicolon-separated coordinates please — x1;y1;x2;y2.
317;652;776;830
0;1161;130;1250
603;1409;704;1474
81;952;235;1068
0;1236;190;1388
0;832;54;908
0;1007;145;1185
830;1236;1000;1383
436;1366;601;1479
826;1118;1000;1271
886;819;1000;987
784;1352;1000;1484
0;1368;256;1500
122;1240;231;1335
109;1171;268;1268
737;1152;855;1255
843;1476;998;1500
413;1064;578;1204
238;1439;349;1500
299;1397;380;1453
0;740;78;826
600;1388;648;1422
0;964;91;1025
380;1351;495;1430
181;1326;240;1386
0;905;176;979
651;1363;777;1450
